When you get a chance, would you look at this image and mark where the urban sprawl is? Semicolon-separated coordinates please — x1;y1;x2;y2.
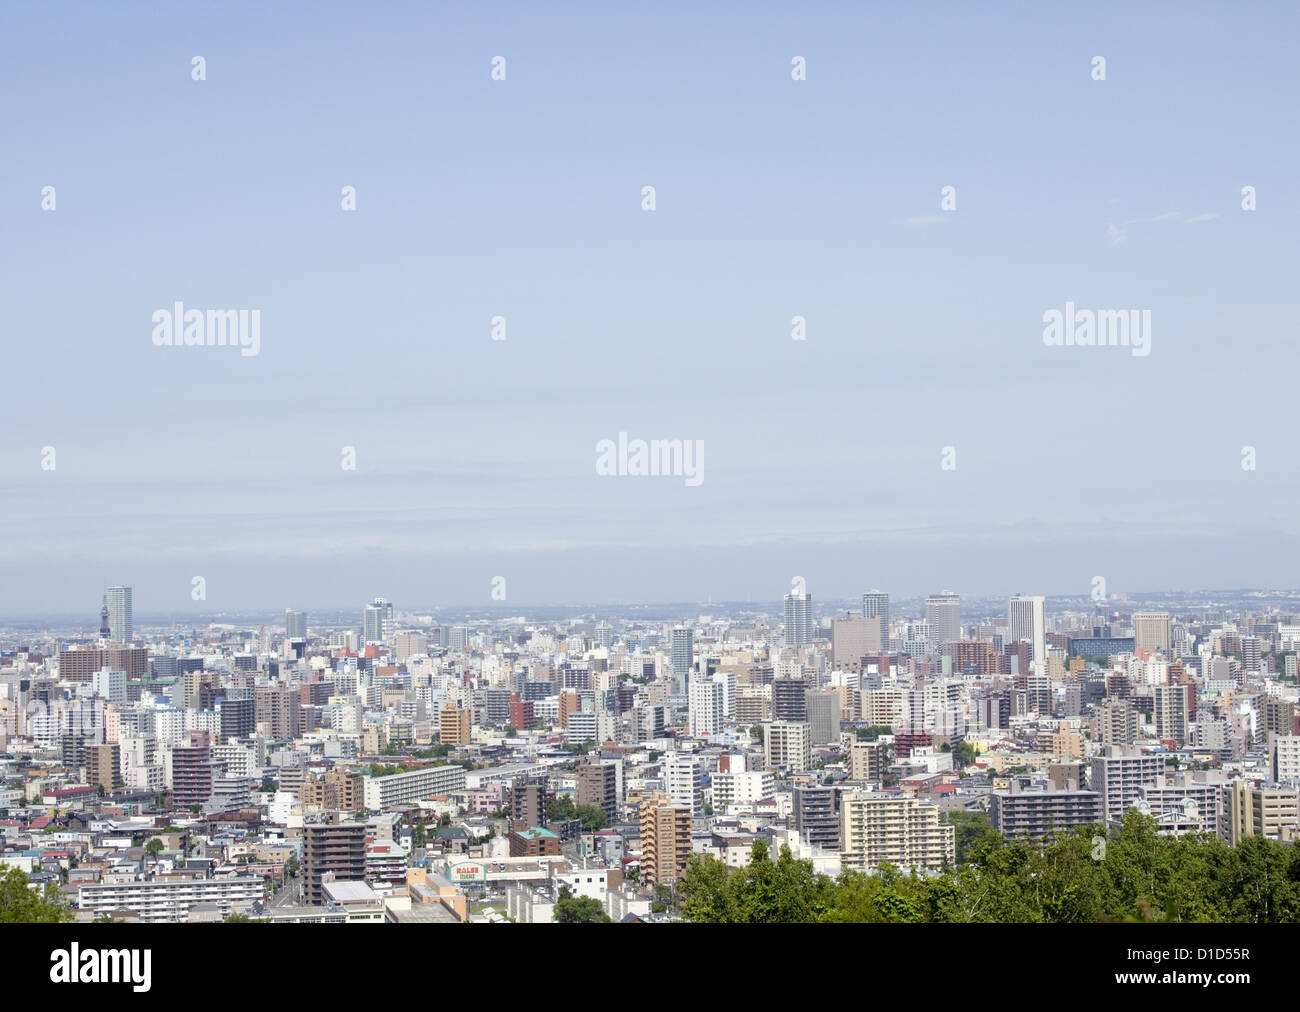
2;586;1299;924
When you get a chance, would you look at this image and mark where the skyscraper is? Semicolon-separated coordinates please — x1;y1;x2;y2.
784;588;813;646
863;590;890;646
1133;612;1171;654
363;598;394;643
1007;595;1046;666
106;586;132;644
285;609;307;639
670;625;693;690
925;593;961;651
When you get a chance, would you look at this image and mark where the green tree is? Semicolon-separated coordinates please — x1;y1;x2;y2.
553;885;612;923
0;867;73;923
574;805;608;831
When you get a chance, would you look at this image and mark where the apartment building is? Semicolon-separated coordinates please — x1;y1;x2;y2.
1089;746;1166;823
640;791;692;887
1220;781;1300;845
989;786;1104;839
764;721;811;773
77;875;263;923
361;765;467;811
839;794;955;874
303;822;367;905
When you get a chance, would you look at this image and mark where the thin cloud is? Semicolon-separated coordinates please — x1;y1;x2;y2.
903;215;947;225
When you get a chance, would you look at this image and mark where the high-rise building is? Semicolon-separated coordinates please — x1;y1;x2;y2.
363;598;394;643
439;702;471;746
925;593;961;651
794;786;840;850
576;761;618;824
670;626;694;690
806;690;841;746
764;721;811;773
303;822;367;905
663;753;704;818
862;590;890;646
510;778;546;830
640;791;692;886
849;740;887;782
1153;684;1193;745
106;586;133;644
840;794;955;873
285;610;307;639
990;786;1104;839
1133;612;1171;655
1008;595;1046;666
784;590;813;647
1220;782;1300;845
688;679;723;737
1090;746;1166;823
772;678;807;722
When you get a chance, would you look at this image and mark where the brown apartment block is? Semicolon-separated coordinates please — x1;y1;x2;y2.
439;703;471;746
58;646;149;683
303;822;368;905
640;791;691;887
299;770;365;812
87;743;122;793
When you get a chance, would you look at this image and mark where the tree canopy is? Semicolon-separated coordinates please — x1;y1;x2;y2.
678;812;1300;923
0;867;73;923
554;885;612;923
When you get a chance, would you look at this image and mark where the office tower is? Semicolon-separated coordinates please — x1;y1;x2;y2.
784;589;813;646
806;689;841;746
688;679;723;737
839;794;955;873
640;791;692;886
664;753;703;818
303;823;367;905
1090;746;1166;823
1154;684;1193;746
1133;612;1171;654
595;621;613;650
285;610;307;639
106;586;132;644
863;590;890;645
831;614;884;669
394;632;425;663
764;721;811;772
794;786;841;850
1220;782;1300;845
925;593;961;651
576;761;618;824
1008;595;1046;666
363;598;394;643
449;625;470;652
670;625;694;690
772;677;807;722
439;702;472;746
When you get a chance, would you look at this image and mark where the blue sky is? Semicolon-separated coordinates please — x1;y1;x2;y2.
2;1;1298;614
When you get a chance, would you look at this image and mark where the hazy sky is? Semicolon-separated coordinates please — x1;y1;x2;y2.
3;2;1298;615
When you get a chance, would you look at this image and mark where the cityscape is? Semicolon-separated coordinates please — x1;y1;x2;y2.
1;1;1293;984
2;583;1299;929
